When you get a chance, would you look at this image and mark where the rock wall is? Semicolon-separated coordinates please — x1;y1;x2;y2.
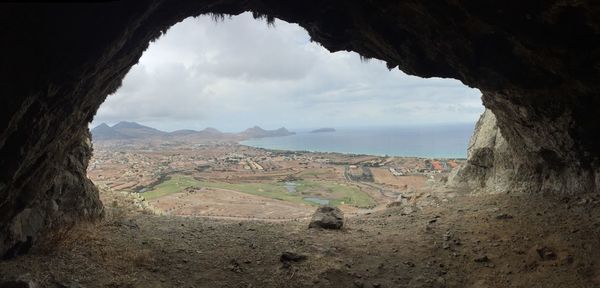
448;109;513;194
1;129;103;259
450;106;600;195
1;1;600;256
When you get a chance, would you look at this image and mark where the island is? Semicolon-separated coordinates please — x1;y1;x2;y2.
310;128;336;133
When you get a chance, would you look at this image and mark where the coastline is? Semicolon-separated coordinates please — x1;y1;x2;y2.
239;125;473;159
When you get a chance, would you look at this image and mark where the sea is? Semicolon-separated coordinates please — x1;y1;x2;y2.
240;124;475;159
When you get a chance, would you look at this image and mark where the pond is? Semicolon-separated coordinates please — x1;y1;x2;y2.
303;197;330;205
283;182;297;193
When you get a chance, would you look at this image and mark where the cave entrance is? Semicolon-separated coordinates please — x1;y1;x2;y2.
88;12;482;221
5;4;600;286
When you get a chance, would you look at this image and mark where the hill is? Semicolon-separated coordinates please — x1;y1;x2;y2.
239;126;295;138
91;121;164;140
111;121;166;138
91;123;131;140
91;122;294;142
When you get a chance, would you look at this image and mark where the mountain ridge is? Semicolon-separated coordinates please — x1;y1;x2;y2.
91;122;294;142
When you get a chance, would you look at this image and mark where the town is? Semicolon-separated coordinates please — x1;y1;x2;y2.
88;140;464;219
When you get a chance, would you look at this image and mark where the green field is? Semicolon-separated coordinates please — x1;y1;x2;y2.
142;175;201;200
295;180;376;207
142;175;376;208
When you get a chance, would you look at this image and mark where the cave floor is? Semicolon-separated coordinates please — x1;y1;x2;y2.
1;192;600;288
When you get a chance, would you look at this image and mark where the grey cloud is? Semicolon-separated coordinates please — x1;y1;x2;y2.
93;12;483;132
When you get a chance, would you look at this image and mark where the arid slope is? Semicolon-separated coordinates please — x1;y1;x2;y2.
1;191;599;288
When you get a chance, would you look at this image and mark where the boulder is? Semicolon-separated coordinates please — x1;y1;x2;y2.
308;206;344;230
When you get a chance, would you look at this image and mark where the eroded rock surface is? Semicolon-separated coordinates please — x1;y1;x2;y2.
1;130;103;259
448;109;514;194
1;1;600;255
450;107;599;195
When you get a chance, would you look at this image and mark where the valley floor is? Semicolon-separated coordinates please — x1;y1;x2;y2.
1;191;600;288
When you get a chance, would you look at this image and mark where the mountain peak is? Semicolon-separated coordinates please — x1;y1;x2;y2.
93;123;110;129
201;127;222;133
91;123;130;140
112;121;146;129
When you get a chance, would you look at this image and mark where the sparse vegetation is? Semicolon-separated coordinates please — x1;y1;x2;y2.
6;190;600;287
295;180;376;208
89;140;453;219
140;174;375;207
142;175;200;200
251;11;276;27
208;12;228;22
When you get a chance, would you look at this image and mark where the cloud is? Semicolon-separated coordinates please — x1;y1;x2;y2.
93;12;483;132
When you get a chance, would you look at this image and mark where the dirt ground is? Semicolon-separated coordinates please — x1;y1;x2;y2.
2;191;600;288
370;168;428;191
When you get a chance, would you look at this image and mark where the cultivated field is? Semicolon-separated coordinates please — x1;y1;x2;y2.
89;142;460;218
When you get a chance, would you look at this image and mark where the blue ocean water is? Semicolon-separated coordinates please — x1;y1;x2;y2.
240;124;474;159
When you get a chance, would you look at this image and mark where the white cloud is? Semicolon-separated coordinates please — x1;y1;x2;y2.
93;12;483;132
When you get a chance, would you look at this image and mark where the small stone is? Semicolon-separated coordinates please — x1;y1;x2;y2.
535;246;557;261
443;232;452;241
495;213;513;220
403;261;415;267
228;259;243;273
280;251;307;263
563;255;574;264
474;255;489;263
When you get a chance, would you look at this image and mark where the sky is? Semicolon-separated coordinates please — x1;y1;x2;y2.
92;12;483;132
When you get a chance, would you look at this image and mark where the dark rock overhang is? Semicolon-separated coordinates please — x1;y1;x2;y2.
1;0;599;257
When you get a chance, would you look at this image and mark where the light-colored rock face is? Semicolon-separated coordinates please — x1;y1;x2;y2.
449;108;599;195
466;109;499;161
448;109;511;194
